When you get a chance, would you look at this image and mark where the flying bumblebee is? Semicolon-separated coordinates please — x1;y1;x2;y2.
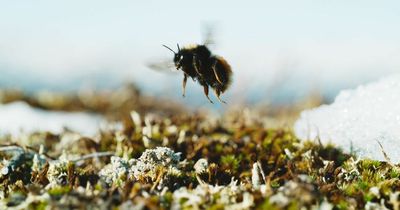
159;43;233;104
148;25;232;103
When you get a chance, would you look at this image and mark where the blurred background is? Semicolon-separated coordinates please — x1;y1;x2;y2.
0;0;399;109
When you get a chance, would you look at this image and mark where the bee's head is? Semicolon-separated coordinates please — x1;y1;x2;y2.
163;44;183;70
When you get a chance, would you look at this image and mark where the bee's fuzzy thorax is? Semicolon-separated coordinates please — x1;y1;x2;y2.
182;44;201;50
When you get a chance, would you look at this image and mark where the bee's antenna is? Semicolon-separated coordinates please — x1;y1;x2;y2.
162;45;176;54
177;43;181;52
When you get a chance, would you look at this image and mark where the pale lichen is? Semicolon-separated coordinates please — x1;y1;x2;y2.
47;158;71;187
171;179;254;210
194;158;208;175
100;147;182;189
99;156;133;187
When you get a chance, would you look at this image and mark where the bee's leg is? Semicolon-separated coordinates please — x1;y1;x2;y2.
192;55;203;77
212;60;223;85
182;74;188;97
203;85;213;104
213;88;226;104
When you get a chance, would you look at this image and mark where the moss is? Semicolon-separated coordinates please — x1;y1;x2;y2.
208;204;224;210
287;202;300;210
0;87;399;209
28;201;48;210
363;193;375;202
359;159;382;171
389;168;400;179
48;186;71;197
220;155;241;174
336;200;351;210
270;180;280;188
256;199;280;210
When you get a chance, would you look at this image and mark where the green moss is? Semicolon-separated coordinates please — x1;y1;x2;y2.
360;159;382;171
28;201;48;210
336;200;350;210
256;199;280;210
389;168;400;179
357;180;370;191
287;201;300;210
361;169;384;184
208;204;225;210
160;191;173;208
220;154;241;174
363;193;375;202
48;186;71;197
215;144;223;153
270;180;280;188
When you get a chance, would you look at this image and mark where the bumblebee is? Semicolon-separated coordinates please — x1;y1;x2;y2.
163;44;233;103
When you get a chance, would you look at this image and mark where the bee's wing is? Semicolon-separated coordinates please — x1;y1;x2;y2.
202;23;217;48
146;59;178;74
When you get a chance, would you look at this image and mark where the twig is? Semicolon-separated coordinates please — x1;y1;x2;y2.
0;145;54;161
0;145;24;153
256;161;267;185
70;152;114;162
151;167;165;192
377;141;393;166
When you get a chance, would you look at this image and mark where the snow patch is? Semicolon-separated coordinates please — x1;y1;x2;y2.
0;101;103;136
294;74;400;162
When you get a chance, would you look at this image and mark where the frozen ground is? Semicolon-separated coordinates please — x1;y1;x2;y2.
0;101;103;137
295;74;400;162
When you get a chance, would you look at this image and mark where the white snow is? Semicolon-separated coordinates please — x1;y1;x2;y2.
0;101;103;137
294;74;400;162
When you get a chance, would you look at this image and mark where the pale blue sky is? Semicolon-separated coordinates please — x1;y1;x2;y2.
0;0;399;105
